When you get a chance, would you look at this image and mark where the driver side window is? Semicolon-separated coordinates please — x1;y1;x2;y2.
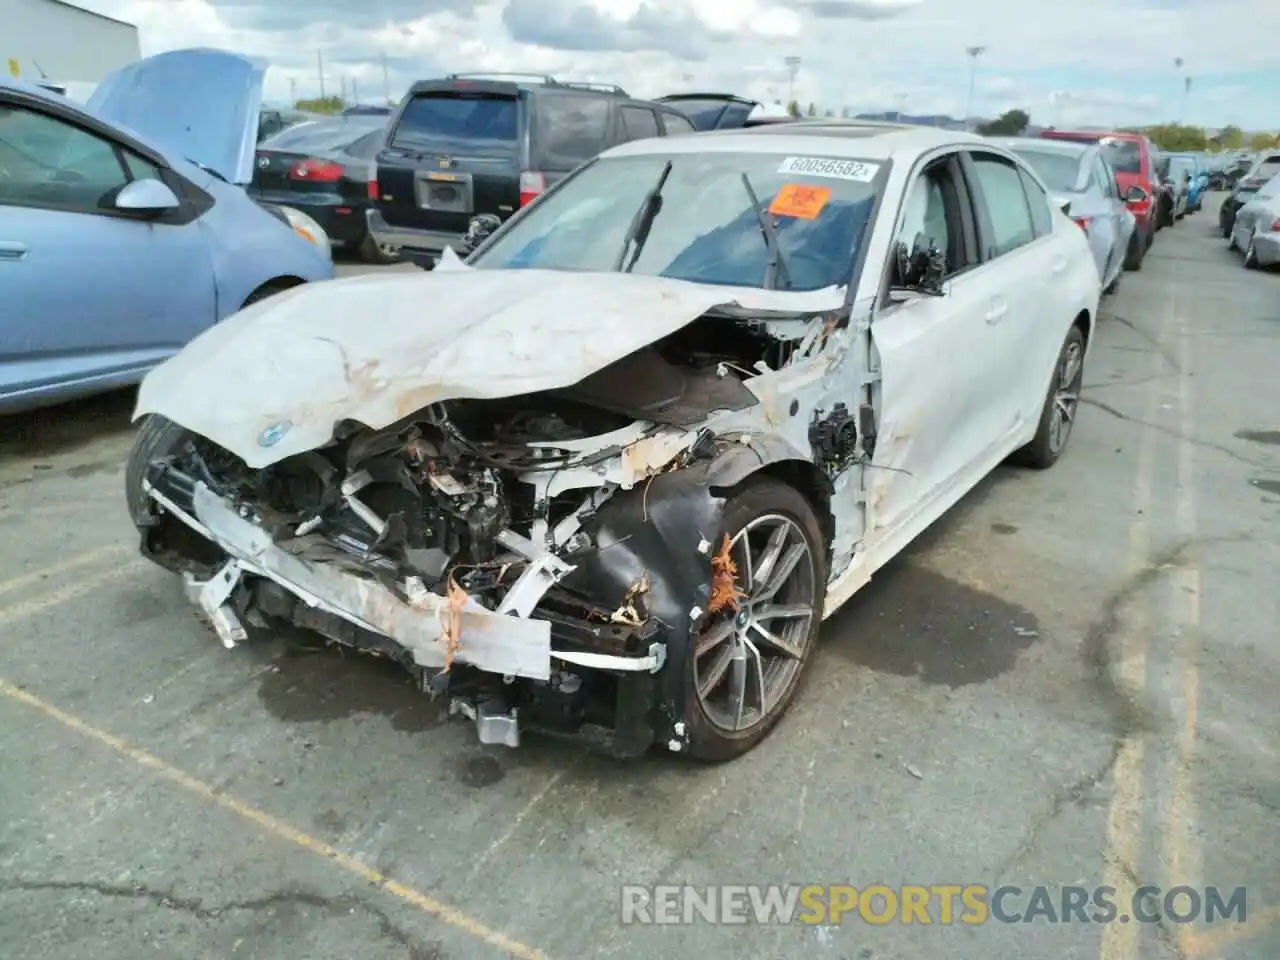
0;104;143;213
894;157;967;281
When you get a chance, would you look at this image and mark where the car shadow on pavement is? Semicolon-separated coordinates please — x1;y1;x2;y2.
0;388;137;464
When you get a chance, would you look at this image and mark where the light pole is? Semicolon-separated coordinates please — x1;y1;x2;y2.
785;55;801;109
1174;57;1185;123
894;91;908;122
1182;75;1192;126
965;46;986;130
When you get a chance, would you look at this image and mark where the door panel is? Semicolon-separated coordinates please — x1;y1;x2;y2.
0;100;215;400
1;205;216;398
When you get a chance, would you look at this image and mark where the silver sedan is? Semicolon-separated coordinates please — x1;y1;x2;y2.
1229;171;1280;269
991;137;1139;292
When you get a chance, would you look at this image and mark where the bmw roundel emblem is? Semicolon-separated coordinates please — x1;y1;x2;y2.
258;155;270;169
258;420;292;447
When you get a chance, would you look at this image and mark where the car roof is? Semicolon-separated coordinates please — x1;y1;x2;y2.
992;136;1091;159
603;120;989;162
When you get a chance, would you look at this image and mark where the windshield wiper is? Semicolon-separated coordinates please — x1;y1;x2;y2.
740;172;792;290
615;160;673;272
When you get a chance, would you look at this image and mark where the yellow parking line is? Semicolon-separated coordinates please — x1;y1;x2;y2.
1099;303;1173;960
0;677;550;960
0;543;132;600
0;558;144;625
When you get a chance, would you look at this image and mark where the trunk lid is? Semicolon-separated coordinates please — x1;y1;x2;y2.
87;48;265;185
376;85;526;233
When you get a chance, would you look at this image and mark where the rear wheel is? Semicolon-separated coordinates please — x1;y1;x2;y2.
682;479;826;762
358;232;401;265
1122;231;1143;271
1010;324;1085;470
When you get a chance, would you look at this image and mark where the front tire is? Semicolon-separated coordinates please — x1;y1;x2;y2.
1010;324;1085;470
1122;231;1143;271
125;415;196;524
682;479;827;761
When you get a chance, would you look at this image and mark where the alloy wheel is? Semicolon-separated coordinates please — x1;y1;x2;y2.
692;514;818;733
1048;339;1083;455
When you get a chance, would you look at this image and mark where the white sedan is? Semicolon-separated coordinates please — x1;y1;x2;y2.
125;120;1100;761
1228;170;1280;269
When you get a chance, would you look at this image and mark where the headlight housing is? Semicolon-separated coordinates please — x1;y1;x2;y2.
277;205;332;260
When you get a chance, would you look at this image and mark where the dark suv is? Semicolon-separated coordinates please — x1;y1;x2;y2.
367;73;697;267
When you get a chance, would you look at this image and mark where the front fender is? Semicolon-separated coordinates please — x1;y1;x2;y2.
201;181;335;318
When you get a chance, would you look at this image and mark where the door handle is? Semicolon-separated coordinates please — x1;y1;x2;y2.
0;242;28;261
985;298;1008;324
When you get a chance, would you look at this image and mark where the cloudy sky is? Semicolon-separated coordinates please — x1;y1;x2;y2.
77;0;1280;129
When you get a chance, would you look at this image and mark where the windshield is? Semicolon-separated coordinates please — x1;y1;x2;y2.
658;99;733;131
1099;138;1142;174
262;119;384;153
1011;149;1081;192
472;152;882;291
1169;157;1194;178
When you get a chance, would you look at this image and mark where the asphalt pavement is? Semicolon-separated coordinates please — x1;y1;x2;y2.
0;195;1277;960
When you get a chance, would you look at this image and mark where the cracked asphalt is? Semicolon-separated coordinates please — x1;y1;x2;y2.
1;196;1277;960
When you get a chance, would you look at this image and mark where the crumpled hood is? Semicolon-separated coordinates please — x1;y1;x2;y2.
135;269;749;468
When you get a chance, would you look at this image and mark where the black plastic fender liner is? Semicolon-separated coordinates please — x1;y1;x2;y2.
559;435;826;746
558;465;728;745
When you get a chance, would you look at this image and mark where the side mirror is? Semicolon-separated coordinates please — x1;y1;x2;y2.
1124;185;1148;205
459;213;502;254
893;232;946;297
114;179;180;215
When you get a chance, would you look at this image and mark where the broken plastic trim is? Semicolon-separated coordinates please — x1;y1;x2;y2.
143;474;669;678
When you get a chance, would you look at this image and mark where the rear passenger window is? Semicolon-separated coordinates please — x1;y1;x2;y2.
1016;166;1054;238
619;107;660;142
972;154;1036;257
720;103;752;129
535;94;610;169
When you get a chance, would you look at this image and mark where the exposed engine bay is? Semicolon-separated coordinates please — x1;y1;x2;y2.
134;310;848;756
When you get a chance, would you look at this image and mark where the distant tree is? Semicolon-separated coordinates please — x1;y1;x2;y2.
294;96;344;114
1144;124;1207;152
806;102;817;117
1248;131;1279;150
976;109;1030;136
1219;125;1245;149
786;99;801;118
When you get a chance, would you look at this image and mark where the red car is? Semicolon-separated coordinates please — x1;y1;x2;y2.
1041;130;1158;269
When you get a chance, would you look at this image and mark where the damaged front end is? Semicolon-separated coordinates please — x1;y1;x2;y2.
131;285;862;757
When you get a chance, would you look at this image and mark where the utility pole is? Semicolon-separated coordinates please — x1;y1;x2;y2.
382;52;391;106
784;55;801;107
340;75;347;103
317;50;326;99
894;91;908;122
352;77;359;106
288;77;297;106
965;46;985;130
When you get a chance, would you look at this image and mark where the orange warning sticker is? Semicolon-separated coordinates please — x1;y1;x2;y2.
768;183;832;219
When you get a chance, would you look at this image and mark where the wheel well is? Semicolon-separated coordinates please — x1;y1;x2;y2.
243;275;305;308
1073;309;1092;350
714;458;836;564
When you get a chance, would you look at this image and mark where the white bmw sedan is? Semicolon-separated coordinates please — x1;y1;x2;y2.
126;119;1100;761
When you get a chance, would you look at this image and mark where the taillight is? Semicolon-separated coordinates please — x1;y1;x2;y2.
288;158;344;181
1072;216;1093;231
519;171;546;207
1270;221;1280;232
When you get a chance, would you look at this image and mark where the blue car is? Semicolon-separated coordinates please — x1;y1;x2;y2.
0;49;335;413
1172;152;1210;213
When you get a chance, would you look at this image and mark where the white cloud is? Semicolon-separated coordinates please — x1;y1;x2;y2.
74;0;1280;128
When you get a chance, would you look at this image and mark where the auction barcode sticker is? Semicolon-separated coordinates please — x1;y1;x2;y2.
776;157;881;182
